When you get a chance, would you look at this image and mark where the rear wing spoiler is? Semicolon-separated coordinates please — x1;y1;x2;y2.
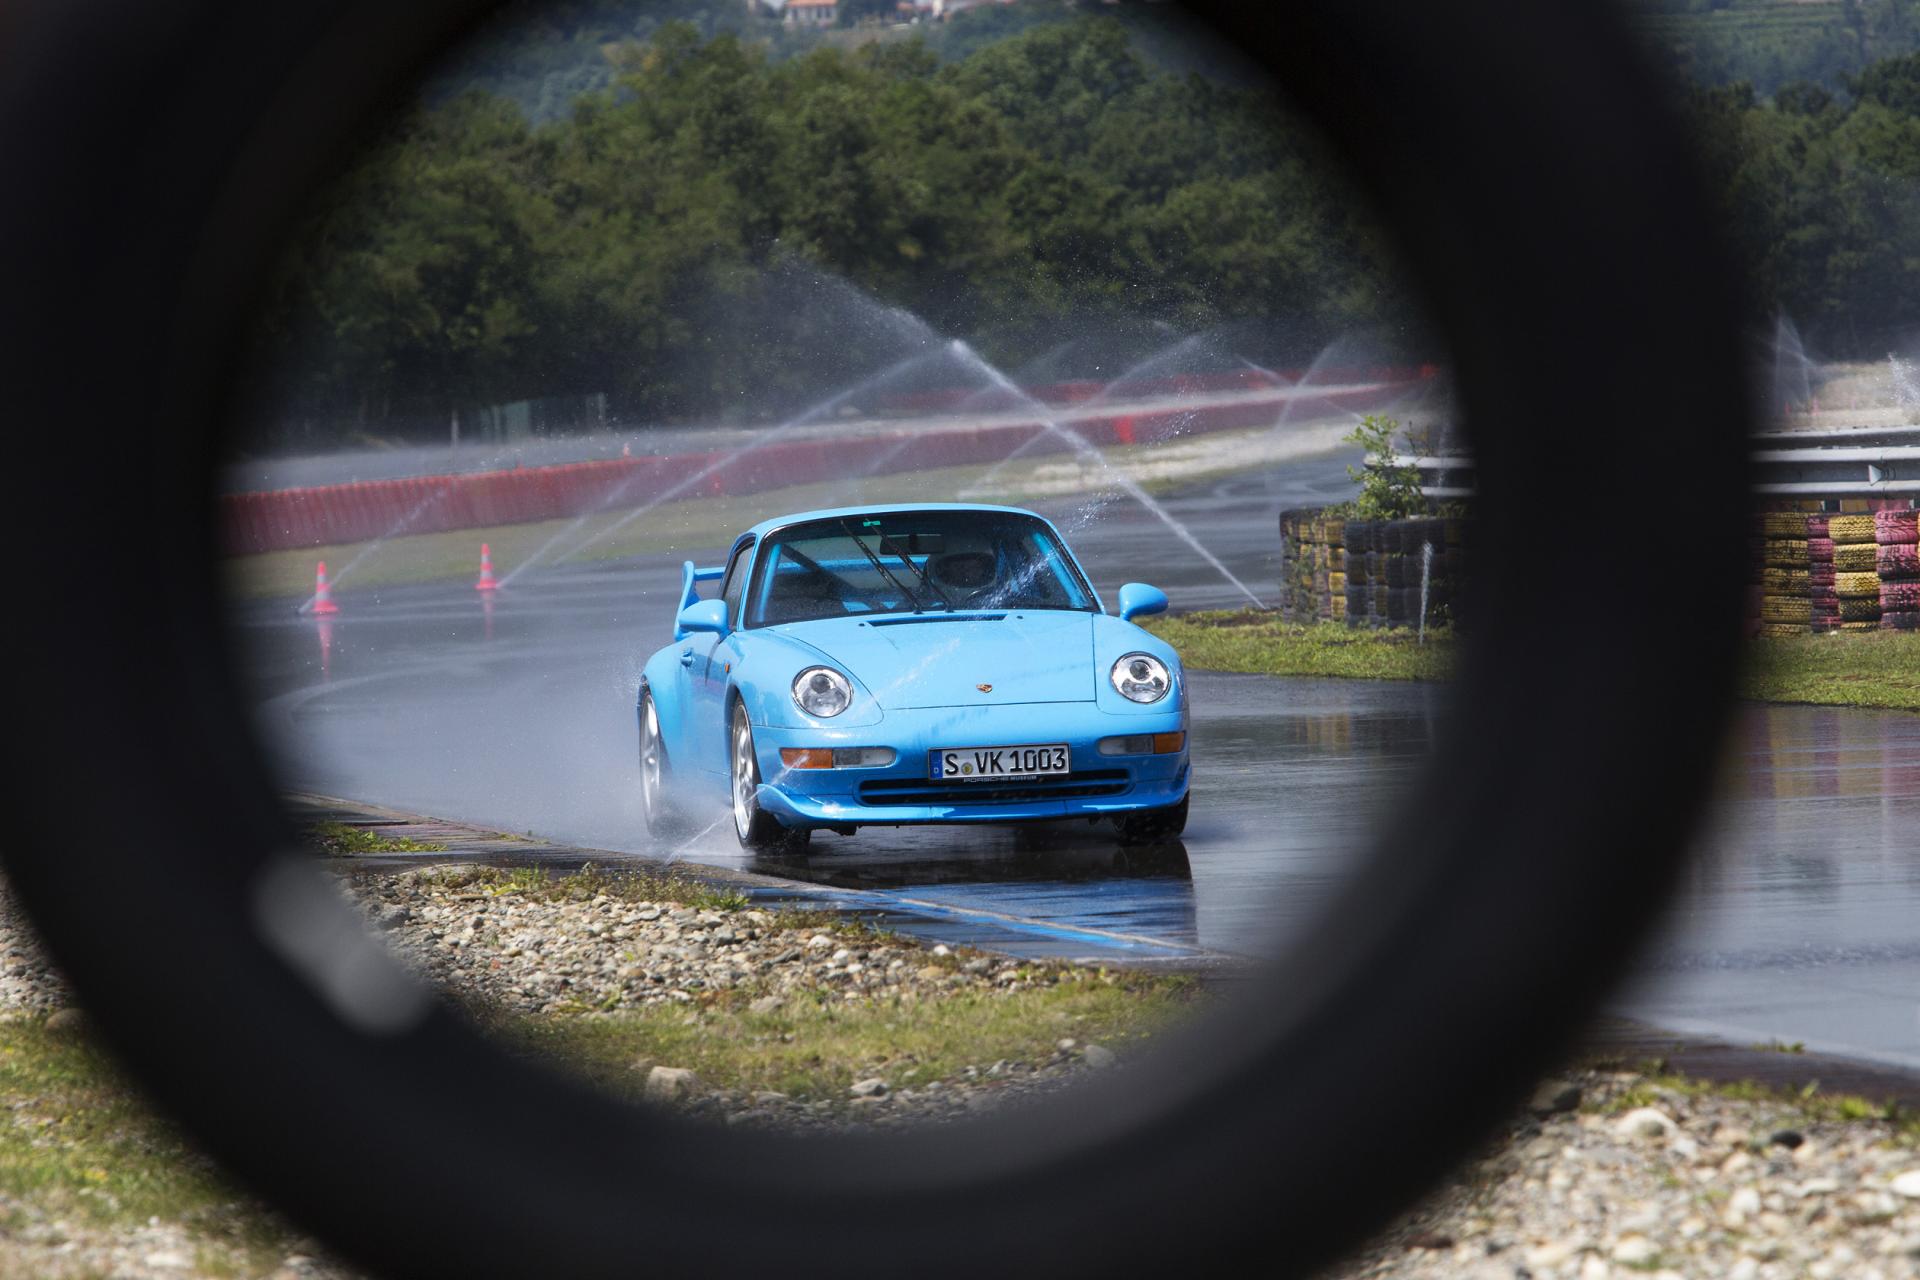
674;561;725;641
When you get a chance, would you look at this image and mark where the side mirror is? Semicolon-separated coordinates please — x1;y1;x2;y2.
677;598;729;637
1116;582;1168;622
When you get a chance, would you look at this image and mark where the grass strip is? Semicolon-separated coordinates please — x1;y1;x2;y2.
1142;612;1455;682
1740;630;1920;713
414;862;752;913
0;1018;300;1275
1150;610;1920;714
309;821;445;855
1584;1061;1920;1141
496;970;1196;1103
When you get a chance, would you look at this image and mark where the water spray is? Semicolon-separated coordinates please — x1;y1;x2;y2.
1418;541;1433;645
950;342;1270;610
504;348;957;585
1889;353;1920;410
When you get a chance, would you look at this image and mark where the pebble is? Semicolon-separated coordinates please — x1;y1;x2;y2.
1528;1079;1582;1115
642;1066;701;1102
1726;1186;1763;1225
1524;1238;1578;1267
1892;1171;1920;1199
43;1007;84;1034
1611;1235;1657;1265
849;1078;889;1098
1613;1107;1677;1140
1082;1044;1117;1070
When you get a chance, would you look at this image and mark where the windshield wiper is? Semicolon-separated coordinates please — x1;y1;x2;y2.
892;542;953;611
840;521;923;613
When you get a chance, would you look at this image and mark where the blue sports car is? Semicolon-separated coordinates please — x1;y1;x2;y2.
636;503;1189;853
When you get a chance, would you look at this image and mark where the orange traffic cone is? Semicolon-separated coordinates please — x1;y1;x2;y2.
476;543;500;592
311;561;340;615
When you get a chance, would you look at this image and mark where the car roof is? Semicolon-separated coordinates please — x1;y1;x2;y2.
741;503;1052;542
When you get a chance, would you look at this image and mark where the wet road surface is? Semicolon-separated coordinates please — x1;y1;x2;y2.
1623;707;1920;1070
232;465;1920;1069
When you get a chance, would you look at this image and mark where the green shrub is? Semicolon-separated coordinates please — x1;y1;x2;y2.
1342;414;1426;521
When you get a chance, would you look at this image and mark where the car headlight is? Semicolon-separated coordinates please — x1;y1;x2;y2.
1110;652;1171;704
791;667;852;718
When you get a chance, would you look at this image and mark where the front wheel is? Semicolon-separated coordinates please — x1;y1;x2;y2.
730;703;810;855
1115;793;1188;846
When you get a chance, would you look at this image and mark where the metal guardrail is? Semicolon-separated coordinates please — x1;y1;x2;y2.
1385;454;1476;500
1388;428;1920;499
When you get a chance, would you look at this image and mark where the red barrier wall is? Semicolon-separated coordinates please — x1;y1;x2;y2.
222;377;1427;555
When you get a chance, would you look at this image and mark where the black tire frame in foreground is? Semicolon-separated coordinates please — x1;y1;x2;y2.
0;2;1751;1276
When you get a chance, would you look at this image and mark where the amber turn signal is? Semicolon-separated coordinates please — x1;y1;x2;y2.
779;748;833;769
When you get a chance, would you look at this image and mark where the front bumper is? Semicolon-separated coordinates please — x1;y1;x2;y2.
748;702;1189;828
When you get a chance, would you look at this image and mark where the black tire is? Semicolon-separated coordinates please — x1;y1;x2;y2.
637;688;685;838
730;702;810;855
0;4;1752;1277
1116;794;1189;846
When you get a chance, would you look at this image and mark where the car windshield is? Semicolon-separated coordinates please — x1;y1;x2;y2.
745;511;1096;627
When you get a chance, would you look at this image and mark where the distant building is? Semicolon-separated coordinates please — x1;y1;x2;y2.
785;0;837;25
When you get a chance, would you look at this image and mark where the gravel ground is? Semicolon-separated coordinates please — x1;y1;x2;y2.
349;862;1133;1127
1328;1070;1920;1280
358;863;1085;1017
4;870;1920;1277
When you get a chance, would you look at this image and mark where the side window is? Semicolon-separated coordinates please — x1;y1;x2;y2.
721;540;752;627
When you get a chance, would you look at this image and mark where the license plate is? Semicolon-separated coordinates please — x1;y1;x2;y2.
930;743;1069;781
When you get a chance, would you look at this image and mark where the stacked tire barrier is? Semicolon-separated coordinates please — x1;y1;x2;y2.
1808;514;1837;633
1756;512;1814;637
1744;503;1920;635
1279;509;1467;629
1831;514;1882;631
1878;509;1920;631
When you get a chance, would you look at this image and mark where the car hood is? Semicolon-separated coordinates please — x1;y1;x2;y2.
775;611;1095;709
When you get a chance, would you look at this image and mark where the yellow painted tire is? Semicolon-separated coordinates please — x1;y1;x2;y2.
1834;543;1877;573
1830;514;1877;544
1837;571;1882;598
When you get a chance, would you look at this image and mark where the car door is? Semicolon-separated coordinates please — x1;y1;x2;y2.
686;535;752;778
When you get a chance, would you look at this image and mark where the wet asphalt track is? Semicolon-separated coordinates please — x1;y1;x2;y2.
233;460;1920;1068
